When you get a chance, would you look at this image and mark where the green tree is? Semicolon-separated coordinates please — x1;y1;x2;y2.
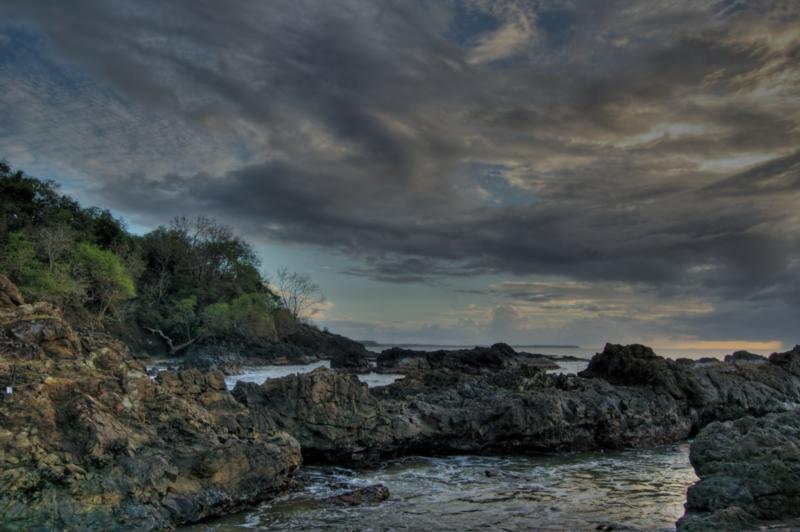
74;242;135;321
201;293;277;341
0;231;85;308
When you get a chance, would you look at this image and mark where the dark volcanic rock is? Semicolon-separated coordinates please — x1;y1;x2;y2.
323;484;390;506
180;345;245;375
0;277;301;530
770;345;800;376
376;342;558;375
579;343;800;427
236;366;694;465
578;343;690;398
678;409;800;531
236;342;800;467
233;368;398;464
183;339;320;368
724;350;767;364
286;324;371;372
248;340;319;364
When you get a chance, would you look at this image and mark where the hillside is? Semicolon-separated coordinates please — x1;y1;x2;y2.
0;161;365;364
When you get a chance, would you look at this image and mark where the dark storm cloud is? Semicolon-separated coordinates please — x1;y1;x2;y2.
2;0;799;341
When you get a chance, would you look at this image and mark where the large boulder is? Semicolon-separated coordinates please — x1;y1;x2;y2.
233;368;403;463
0;280;301;530
678;410;800;531
578;343;695;399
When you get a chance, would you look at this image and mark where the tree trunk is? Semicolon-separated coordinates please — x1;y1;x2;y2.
145;327;198;355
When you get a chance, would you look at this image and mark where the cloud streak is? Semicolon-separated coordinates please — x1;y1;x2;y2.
1;0;798;344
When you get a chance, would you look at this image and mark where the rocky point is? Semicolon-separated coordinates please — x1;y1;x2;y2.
0;275;301;530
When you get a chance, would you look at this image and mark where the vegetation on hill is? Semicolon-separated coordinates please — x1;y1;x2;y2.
0;160;323;355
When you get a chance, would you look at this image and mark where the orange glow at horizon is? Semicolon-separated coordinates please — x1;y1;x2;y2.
667;340;784;352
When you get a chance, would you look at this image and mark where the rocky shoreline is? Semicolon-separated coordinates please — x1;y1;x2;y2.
2;275;799;530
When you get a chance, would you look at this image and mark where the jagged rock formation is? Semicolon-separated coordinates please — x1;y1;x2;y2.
580;343;800;427
677;408;800;531
769;345;800;376
236;343;800;467
375;342;559;375
0;275;301;530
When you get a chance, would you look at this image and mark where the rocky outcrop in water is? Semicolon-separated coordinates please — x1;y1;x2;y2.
580;343;800;427
677;408;800;531
376;342;559;374
234;362;688;465
236;343;800;467
0;275;301;530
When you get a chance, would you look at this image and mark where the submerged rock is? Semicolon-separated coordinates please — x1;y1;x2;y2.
678;409;800;531
0;275;301;530
323;484;390;506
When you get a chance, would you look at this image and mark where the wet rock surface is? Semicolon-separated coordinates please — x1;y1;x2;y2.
236;343;800;468
322;484;390;506
0;275;301;530
678;408;800;531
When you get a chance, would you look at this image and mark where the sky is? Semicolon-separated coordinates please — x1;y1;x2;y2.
1;0;798;350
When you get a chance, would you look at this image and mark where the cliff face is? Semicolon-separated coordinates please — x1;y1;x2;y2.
0;275;301;530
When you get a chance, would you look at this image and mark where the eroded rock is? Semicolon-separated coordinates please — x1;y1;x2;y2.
678;409;800;531
0;279;301;530
237;343;800;468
